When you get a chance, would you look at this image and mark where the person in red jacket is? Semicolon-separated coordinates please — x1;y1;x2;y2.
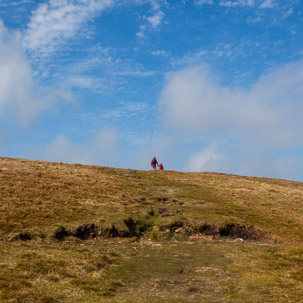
158;163;164;170
151;157;159;170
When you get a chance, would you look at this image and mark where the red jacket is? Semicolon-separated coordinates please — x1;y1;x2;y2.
151;158;158;167
159;163;164;170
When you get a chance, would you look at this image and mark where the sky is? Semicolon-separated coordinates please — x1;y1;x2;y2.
0;0;302;180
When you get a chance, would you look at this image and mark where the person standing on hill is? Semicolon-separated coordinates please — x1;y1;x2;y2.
151;157;159;170
158;163;164;170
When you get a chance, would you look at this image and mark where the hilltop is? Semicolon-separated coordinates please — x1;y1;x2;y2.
1;157;303;302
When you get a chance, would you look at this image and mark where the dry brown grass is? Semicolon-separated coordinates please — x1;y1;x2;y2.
1;157;303;302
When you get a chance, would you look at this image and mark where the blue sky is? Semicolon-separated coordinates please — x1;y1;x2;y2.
0;0;302;180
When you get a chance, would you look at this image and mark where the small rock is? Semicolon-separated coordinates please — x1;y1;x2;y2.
189;287;199;293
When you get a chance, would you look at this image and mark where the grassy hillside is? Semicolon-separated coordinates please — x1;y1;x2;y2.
1;157;303;302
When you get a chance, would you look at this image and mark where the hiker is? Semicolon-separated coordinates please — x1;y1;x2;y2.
158;163;164;170
151;157;159;170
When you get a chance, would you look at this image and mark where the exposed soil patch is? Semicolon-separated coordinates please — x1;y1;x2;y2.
54;217;143;240
100;225;129;238
194;223;219;236
124;217;138;237
11;232;32;241
53;226;71;241
74;224;98;240
219;223;266;241
9;217;268;243
160;221;269;242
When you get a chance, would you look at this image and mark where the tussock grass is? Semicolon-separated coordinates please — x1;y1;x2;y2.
1;157;303;302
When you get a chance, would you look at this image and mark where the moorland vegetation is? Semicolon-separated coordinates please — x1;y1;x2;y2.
1;157;303;302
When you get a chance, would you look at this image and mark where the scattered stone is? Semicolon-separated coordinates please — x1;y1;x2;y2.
189;287;199;293
157;208;166;215
168;221;184;232
157;197;169;202
148;210;155;216
175;227;187;234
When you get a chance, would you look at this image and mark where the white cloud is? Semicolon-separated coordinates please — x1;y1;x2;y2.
247;15;262;23
98;102;151;124
0;21;33;122
220;0;256;7
217;0;278;9
0;0;34;6
112;70;156;77
259;0;275;9
186;144;226;172
149;0;160;11
282;7;294;18
40;128;118;165
136;30;146;38
137;0;165;38
147;10;164;28
195;0;214;5
151;49;170;57
42;135;89;164
93;128;118;163
183;142;303;180
0;20;73;125
23;0;115;56
65;76;100;90
159;62;303;147
227;149;303;180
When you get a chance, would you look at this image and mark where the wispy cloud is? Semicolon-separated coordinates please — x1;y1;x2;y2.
259;0;275;9
23;0;115;56
151;49;170;57
112;70;156;77
100;102;150;120
136;25;147;38
219;0;277;8
171;42;254;68
147;10;164;28
0;0;34;7
247;15;263;23
282;7;294;18
194;0;214;5
136;0;165;38
220;0;256;8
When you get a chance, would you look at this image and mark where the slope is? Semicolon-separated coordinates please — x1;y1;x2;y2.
1;157;303;302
